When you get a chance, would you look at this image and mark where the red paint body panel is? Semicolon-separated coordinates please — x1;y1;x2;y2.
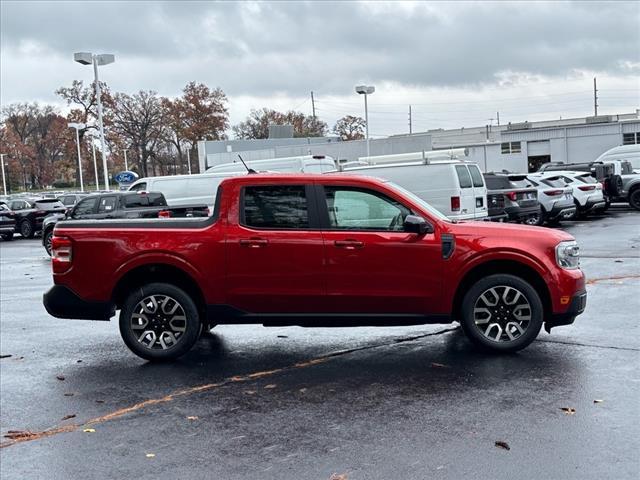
51;174;585;320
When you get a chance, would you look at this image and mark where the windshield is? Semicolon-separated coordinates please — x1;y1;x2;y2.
384;181;451;222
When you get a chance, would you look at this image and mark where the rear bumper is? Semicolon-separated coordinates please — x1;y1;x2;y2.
547;204;576;221
505;205;541;221
582;199;607;212
0;224;15;234
545;290;587;332
43;285;115;321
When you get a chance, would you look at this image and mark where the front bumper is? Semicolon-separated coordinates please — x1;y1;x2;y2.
545;290;587;332
0;224;15;234
43;285;115;321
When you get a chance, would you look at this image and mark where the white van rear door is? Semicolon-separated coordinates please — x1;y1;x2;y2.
468;164;488;218
454;165;475;218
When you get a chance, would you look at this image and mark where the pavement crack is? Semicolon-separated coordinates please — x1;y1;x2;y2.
0;326;459;449
537;338;640;352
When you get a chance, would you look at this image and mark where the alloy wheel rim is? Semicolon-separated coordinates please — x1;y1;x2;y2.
130;295;187;350
473;286;531;343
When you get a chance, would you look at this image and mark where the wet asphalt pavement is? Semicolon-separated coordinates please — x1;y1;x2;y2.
1;207;639;480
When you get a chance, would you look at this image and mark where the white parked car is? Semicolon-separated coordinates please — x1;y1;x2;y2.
336;150;488;221
509;174;576;225
529;171;605;218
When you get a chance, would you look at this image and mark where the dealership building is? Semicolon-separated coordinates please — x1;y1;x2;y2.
198;111;640;173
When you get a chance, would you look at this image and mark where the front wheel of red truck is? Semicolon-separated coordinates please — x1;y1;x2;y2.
119;283;201;361
460;274;543;353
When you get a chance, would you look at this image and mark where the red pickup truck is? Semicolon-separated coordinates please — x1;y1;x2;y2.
44;174;586;361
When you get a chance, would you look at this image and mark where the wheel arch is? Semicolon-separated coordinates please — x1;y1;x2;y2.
112;263;206;319
452;259;552;322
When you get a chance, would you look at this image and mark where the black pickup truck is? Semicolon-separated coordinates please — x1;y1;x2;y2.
42;191;208;255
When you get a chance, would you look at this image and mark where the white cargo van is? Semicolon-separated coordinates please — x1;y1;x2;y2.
128;172;240;209
336;149;488;220
206;155;336;174
595;145;640;172
128;155;337;209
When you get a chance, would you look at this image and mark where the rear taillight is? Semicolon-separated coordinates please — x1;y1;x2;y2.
543;190;563;196
506;192;517;201
52;236;72;272
450;196;460;212
158;210;172;218
577;185;596;191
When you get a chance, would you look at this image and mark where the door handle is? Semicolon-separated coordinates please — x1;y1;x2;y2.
239;238;268;248
334;239;364;249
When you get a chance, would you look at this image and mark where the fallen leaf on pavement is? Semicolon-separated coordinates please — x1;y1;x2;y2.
329;474;348;480
0;354;12;359
593;399;604;404
95;400;105;404
299;388;308;393
61;414;76;421
76;360;83;363
56;375;65;381
431;362;449;368
244;390;256;395
146;453;155;458
64;393;74;397
264;384;277;389
277;335;288;338
83;428;95;433
560;407;576;415
186;416;198;421
495;441;510;451
614;260;623;263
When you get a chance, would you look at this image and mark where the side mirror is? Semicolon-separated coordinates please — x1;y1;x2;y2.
404;215;433;235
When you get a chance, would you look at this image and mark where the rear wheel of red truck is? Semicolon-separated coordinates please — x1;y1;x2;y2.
460;274;543;352
119;283;201;361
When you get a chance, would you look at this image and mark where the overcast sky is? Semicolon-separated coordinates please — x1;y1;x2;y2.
1;0;639;136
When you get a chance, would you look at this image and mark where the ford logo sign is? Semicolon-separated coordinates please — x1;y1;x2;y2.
113;171;139;184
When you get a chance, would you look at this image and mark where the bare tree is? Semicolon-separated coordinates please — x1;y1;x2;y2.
333;115;366;141
233;108;327;139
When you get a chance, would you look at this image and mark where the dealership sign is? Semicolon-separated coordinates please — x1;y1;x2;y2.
113;171;139;190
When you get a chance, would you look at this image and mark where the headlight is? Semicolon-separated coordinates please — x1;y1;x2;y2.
556;240;580;269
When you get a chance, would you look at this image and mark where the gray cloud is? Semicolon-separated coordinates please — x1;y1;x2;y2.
2;0;639;98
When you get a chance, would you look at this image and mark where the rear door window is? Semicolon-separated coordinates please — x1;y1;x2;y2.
542;177;567;188
129;182;147;192
455;165;472;188
468;165;485;187
98;196;117;213
242;185;309;229
484;175;511;189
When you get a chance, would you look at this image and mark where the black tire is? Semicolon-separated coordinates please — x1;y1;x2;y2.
43;229;53;256
20;220;34;239
460;274;544;353
629;188;640;211
1;232;13;241
119;283;201;361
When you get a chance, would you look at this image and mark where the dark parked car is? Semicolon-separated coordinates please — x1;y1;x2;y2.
6;198;66;238
42;191;209;255
0;203;16;240
483;173;541;225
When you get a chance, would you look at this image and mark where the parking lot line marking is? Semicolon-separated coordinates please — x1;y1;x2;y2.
0;326;459;449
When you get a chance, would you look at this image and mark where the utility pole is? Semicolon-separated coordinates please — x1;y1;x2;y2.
91;142;99;191
311;91;316;121
408;105;412;134
496;111;500;126
186;148;192;175
593;77;598;116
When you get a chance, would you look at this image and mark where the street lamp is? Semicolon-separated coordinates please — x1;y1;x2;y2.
74;52;115;190
0;153;7;196
90;137;100;191
355;85;375;157
68;123;85;191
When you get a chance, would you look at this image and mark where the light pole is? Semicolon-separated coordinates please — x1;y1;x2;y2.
74;52;115;190
0;154;7;196
68;122;86;191
355;85;375;157
123;149;129;171
91;139;100;191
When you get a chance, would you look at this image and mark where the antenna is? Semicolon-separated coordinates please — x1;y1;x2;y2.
237;155;257;174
